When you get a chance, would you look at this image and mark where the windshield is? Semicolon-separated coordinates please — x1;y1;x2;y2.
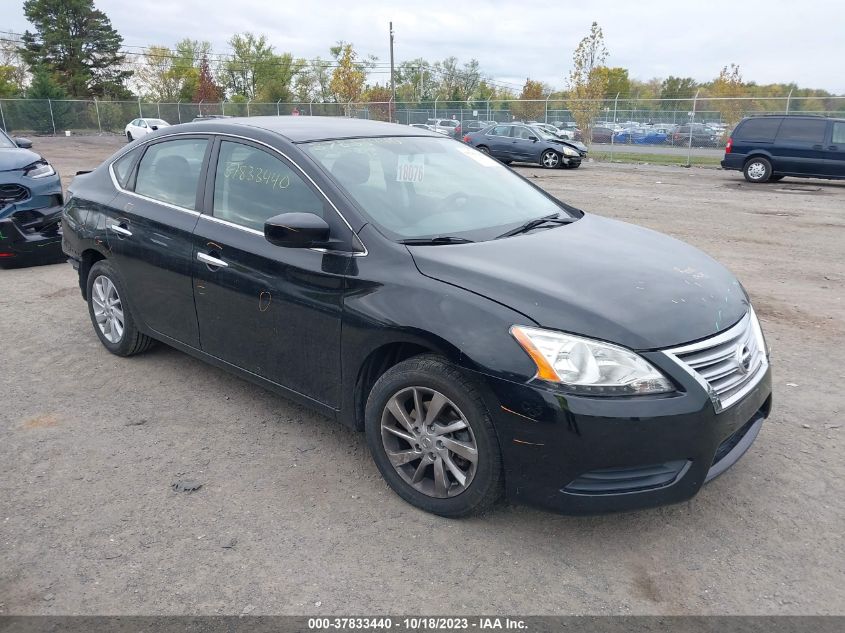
146;119;168;126
0;130;16;149
304;137;573;242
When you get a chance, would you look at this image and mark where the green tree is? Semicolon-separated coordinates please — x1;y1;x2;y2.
23;68;69;132
597;67;630;99
223;33;299;102
0;38;28;97
660;76;698;100
20;0;131;97
709;63;745;130
134;45;182;101
566;21;609;140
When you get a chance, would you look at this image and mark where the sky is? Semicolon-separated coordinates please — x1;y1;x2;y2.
5;0;844;94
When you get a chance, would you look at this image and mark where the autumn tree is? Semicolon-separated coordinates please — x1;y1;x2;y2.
710;63;745;131
20;0;131;97
194;54;220;103
134;45;181;101
329;42;369;109
224;33;299;102
566;22;609;140
0;38;28;97
511;78;547;121
362;84;392;121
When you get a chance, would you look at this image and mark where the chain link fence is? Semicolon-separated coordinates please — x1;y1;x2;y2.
2;96;843;150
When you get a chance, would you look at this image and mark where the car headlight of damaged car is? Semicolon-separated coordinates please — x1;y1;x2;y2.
24;160;56;179
511;326;673;395
562;147;579;157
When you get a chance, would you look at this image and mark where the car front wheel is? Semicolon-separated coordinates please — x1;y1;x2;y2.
744;157;772;183
126;131;133;142
541;150;561;169
86;260;154;356
365;355;503;517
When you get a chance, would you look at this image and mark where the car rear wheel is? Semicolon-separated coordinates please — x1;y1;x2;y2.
87;260;154;356
541;150;561;169
477;145;490;154
743;157;772;183
126;132;133;142
365;355;503;517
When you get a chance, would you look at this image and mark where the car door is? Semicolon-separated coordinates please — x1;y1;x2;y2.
823;121;845;178
483;125;514;159
105;135;210;347
771;118;828;175
191;137;356;407
511;126;539;162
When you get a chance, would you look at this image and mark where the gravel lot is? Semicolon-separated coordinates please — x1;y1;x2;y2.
1;135;843;616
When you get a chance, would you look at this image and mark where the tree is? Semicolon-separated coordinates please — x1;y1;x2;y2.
223;33;299;102
0;38;28;97
566;22;609;140
173;39;211;101
20;0;131;97
294;58;334;102
597;67;630;99
660;76;698;100
511;78;547;121
193;54;221;103
329;42;368;107
362;84;392;121
133;45;181;101
23;68;69;132
709;63;744;131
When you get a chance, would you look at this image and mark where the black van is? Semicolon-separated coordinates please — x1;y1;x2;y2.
721;115;845;183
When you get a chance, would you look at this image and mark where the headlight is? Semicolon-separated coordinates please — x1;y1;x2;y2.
511;325;674;395
24;161;55;179
562;147;578;157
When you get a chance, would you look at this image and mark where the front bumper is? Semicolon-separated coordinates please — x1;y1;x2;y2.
0;203;65;266
478;361;772;515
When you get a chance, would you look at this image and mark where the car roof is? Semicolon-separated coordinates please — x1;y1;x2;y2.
179;116;442;142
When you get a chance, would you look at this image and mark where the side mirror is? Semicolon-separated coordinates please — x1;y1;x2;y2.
265;212;330;249
150;125;158;131
14;137;33;149
528;136;538;142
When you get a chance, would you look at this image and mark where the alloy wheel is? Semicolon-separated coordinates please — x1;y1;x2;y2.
91;275;125;344
380;386;478;498
542;151;560;168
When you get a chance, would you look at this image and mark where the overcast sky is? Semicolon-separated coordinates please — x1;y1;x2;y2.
6;0;844;94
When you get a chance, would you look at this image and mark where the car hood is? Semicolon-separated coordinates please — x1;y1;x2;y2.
408;214;748;350
0;148;42;172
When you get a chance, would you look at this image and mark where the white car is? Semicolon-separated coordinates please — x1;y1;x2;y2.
125;118;170;142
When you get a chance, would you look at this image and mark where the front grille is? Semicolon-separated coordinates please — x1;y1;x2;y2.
0;184;30;205
563;460;689;495
665;311;768;412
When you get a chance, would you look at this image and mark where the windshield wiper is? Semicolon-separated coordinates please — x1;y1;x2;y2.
399;236;475;245
496;213;577;239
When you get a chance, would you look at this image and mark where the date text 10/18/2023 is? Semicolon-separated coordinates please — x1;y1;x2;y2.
307;617;528;630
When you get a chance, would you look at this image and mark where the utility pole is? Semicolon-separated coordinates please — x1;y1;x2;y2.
389;21;396;123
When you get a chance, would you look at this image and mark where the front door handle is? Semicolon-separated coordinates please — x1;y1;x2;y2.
197;252;228;268
812;144;824;150
109;223;132;237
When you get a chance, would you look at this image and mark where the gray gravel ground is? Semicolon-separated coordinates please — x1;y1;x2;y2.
1;136;843;616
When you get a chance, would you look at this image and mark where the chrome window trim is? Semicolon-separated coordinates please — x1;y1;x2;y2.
662;308;769;413
107;130;367;256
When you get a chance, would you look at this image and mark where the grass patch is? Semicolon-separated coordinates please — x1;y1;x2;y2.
589;150;722;167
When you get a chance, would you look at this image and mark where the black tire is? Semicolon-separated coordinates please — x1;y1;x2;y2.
743;156;772;183
86;259;154;356
365;354;504;517
540;149;561;169
126;132;133;142
477;145;490;154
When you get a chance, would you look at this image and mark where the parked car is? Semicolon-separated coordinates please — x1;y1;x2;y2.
460;120;491;136
613;128;669;145
62;117;771;517
589;126;615;144
464;123;583;168
124;118;170;142
410;123;436;131
671;124;720;147
426;118;460;137
722;115;845;183
0;129;64;267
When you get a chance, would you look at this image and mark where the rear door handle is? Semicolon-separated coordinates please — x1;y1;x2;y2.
197;252;228;268
109;223;132;237
812;144;824;150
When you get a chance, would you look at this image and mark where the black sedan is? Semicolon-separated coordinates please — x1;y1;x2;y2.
0;129;64;267
62;117;772;517
463;123;583;168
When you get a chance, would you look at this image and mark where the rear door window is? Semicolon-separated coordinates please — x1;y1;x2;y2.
735;117;781;141
776;118;827;144
134;138;209;210
489;125;511;137
832;122;845;144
